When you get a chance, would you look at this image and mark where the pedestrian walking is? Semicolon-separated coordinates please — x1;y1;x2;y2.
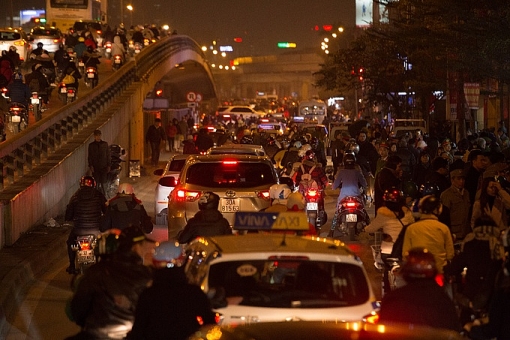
88;129;111;196
145;118;166;167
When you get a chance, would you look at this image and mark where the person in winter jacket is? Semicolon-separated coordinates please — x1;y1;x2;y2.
100;183;153;233
440;169;471;240
88;129;111;197
145;118;166;166
7;72;30;107
332;152;367;203
374;155;402;213
177;192;232;244
195;127;214;153
68;226;152;339
182;135;198;154
111;35;126;62
471;174;510;231
165;120;178;152
128;241;216;340
64;176;107;274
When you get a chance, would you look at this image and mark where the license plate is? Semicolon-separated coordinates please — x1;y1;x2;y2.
87;73;95;78
306;202;318;210
11;115;20;122
114;59;121;64
346;214;357;222
31;98;40;104
68;92;75;97
220;198;240;213
77;249;95;263
78;62;84;67
60;88;67;93
106;48;111;53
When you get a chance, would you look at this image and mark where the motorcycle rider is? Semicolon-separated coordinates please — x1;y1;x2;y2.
110;35;126;65
82;45;101;69
100;183;154;233
293;149;329;193
379;247;460;331
177;191;232;244
68;226;153;339
6;46;21;69
53;43;70;80
310;136;327;168
7;72;30;106
128;241;217;340
30;42;49;59
332;152;367;204
24;63;50;111
64;176;107;274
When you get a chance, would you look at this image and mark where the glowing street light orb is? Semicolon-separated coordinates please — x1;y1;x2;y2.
201;46;207;51
221;52;226;57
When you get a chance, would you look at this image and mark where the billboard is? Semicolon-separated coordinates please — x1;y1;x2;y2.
356;0;390;27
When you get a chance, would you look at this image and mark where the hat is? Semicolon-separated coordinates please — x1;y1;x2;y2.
450;169;465;178
93;129;102;136
286;192;305;211
416;140;427;149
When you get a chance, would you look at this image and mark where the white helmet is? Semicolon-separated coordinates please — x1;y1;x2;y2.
297;144;311;158
269;184;291;202
152;241;185;268
118;183;134;195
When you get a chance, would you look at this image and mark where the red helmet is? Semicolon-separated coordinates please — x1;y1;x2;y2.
401;247;437;281
304;149;315;161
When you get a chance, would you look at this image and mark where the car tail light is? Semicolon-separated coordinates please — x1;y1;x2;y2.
363;312;379;324
14;41;25;46
214;313;222;324
53;39;60;43
222;160;237;166
256;190;270;200
175;189;201;202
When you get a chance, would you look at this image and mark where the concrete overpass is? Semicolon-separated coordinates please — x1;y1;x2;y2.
0;35;217;249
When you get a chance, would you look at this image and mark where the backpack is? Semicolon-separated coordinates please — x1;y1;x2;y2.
62;71;75;84
28;78;40;92
298;164;319;194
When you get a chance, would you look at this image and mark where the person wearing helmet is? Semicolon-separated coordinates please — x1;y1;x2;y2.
424;156;450;196
177;192;232;244
194;127;214;153
6;45;20;69
31;42;49;58
294;149;328;192
263;136;280;161
6;71;30;108
100;183;154;233
279;139;301;172
402;195;454;275
332;152;367;203
82;45;101;68
64;176;107;274
265;183;293;212
74;36;87;59
374;155;403;214
68;226;153;339
24;63;50;111
129;241;216;340
379;247;460;331
53;42;70;75
88;129;111;197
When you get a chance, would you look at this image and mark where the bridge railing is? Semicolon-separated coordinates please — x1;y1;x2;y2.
0;35;203;192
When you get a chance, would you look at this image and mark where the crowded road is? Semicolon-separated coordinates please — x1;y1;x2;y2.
5;148;381;339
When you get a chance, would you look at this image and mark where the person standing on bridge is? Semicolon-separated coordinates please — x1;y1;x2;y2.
88;129;111;196
145;118;166;166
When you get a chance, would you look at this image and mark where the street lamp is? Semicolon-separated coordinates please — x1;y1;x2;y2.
126;5;133;27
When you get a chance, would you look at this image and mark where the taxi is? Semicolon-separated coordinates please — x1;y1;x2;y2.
184;212;379;326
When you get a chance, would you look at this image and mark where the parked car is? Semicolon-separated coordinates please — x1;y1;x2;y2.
0;27;32;62
167;154;277;238
29;26;63;53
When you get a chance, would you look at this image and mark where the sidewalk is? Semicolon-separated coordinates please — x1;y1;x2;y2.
0;162;160;337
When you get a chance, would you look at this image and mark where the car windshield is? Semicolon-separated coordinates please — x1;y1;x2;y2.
168;159;186;171
207;259;369;308
185;162;275;188
0;32;21;40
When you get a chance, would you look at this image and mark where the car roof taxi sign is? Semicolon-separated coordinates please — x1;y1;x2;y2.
233;212;309;231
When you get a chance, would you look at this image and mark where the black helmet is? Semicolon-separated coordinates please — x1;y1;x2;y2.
80;175;96;187
37;42;43;48
419;195;442;215
402;181;419;199
310;136;319;149
383;187;403;202
419;181;439;197
401;247;437;281
343;152;356;167
345;141;360;154
198;192;220;210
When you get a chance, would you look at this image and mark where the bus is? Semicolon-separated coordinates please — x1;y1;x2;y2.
46;0;106;32
297;99;328;124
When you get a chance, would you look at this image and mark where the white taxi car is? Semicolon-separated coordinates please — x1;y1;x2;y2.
184;212;379;326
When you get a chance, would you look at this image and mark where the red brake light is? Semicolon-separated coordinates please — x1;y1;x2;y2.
11;107;20;111
175;189;201;202
345;202;356;208
106;42;112;47
222;160;237;165
114;55;121;59
364;313;379;324
214;313;221;324
87;67;95;72
306;189;318;197
53;39;60;43
80;242;91;250
257;190;270;200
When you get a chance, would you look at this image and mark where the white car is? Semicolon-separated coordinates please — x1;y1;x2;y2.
153;154;189;219
184;212;379;326
217;106;266;121
0;27;32;63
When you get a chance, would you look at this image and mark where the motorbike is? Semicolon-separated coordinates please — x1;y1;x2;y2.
329;195;370;241
112;54;123;70
7;103;28;134
29;92;42;121
58;82;77;104
84;66;98;88
66;47;77;63
70;233;98;274
303;187;327;233
77;59;85;76
143;38;151;47
104;41;112;59
104;144;126;198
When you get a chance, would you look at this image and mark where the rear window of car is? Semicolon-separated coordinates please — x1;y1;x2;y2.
207;260;370;307
0;32;21;40
185;162;275;188
230;107;254;113
32;28;60;36
169;159;186;171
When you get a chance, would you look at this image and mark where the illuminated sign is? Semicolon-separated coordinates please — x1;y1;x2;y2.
277;42;297;48
234;212;309;231
219;45;233;52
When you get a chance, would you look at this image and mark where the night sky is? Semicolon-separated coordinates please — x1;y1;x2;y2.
16;0;355;55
